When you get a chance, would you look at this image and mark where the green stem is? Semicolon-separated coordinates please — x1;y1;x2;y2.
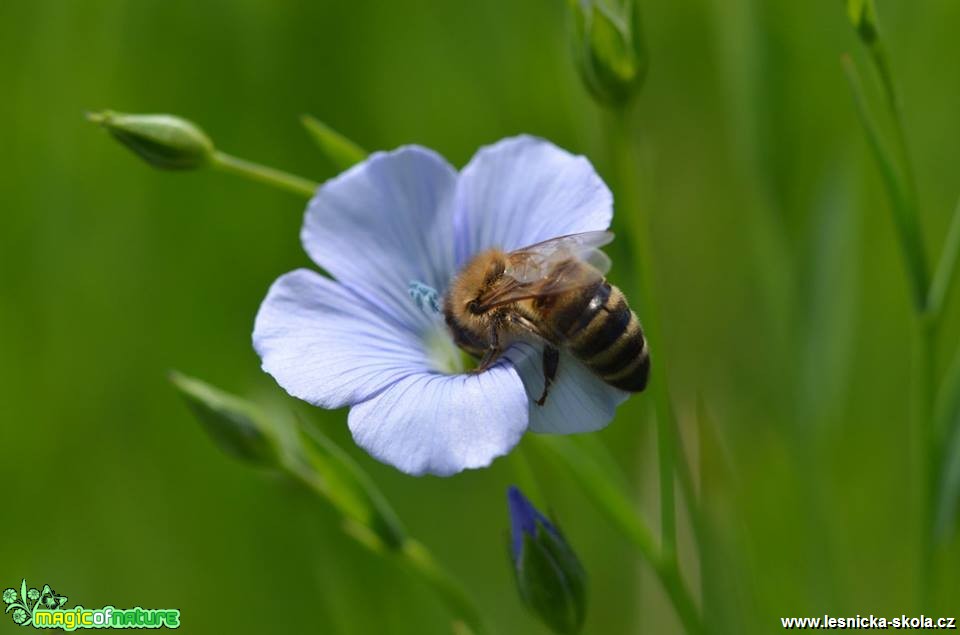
927;196;960;321
509;444;546;506
398;539;488;635
841;55;929;311
851;27;940;605
530;434;702;630
607;106;702;632
608;106;679;558
210;150;319;198
917;315;937;608
285;456;487;633
868;41;918;210
652;553;705;635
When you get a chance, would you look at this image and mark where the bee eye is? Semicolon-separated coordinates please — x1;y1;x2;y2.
467;300;481;314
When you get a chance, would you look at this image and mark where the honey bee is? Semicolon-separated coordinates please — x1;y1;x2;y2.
443;231;649;405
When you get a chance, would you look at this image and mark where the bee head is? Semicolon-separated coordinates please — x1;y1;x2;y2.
441;249;510;352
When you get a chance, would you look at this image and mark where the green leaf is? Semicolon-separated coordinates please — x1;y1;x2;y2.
927;195;960;318
294;419;406;550
933;346;960;540
300;115;367;171
842;54;929;311
20;581;26;607
169;371;280;467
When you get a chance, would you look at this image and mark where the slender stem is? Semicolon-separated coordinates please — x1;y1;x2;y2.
843;26;936;610
509;444;546;506
652;553;705;635
927;196;960;320
868;41;919;214
210;150;319;198
608;106;703;631
917;315;937;608
286;456;488;633
841;55;928;311
530;434;702;631
608;106;677;558
858;28;940;607
398;539;488;635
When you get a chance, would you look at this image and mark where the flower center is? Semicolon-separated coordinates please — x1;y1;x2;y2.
409;281;478;375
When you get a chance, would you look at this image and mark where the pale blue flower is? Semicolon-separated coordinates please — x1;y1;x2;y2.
254;136;627;476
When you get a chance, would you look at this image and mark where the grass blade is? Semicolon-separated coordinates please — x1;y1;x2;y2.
927;195;960;319
841;54;929;310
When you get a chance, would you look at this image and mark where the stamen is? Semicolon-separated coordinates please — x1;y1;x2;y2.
408;280;441;315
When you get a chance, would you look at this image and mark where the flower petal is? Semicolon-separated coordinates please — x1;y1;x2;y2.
348;364;529;476
254;269;428;409
302;146;458;333
507;343;628;434
453;135;613;265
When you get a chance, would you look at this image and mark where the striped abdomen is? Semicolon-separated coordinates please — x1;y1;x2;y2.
547;281;649;392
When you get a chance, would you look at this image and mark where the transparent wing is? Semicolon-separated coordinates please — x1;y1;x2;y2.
506;231;613;283
477;231;613;309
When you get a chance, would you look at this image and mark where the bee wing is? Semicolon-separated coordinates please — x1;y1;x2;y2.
477;231;613;309
506;230;613;283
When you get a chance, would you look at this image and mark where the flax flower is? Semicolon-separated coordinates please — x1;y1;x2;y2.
254;136;627;476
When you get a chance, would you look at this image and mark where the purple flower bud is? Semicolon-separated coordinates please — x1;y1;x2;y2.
506;486;587;634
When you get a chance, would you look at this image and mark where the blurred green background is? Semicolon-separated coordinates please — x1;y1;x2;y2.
2;0;959;632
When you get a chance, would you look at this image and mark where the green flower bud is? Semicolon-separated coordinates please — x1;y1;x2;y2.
508;487;587;634
169;373;407;552
846;0;879;45
569;0;648;107
169;371;280;467
87;111;214;170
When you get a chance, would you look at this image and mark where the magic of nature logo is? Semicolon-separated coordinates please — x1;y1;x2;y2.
3;580;180;631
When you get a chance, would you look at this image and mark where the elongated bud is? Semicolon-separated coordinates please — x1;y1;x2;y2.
169;373;407;551
87;111;214;170
507;487;587;634
846;0;878;45
169;371;280;466
569;0;648;107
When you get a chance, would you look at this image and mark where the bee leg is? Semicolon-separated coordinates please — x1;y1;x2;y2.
474;327;503;372
475;346;503;372
536;345;560;406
